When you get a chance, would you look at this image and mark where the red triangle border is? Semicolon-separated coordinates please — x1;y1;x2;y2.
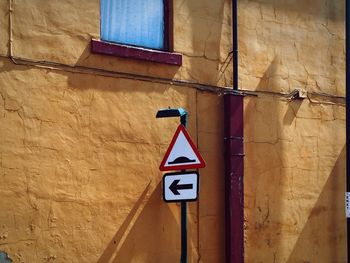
159;125;206;171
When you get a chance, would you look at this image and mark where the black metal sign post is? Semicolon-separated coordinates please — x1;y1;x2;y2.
180;200;187;263
157;108;206;263
180;112;188;263
156;108;189;263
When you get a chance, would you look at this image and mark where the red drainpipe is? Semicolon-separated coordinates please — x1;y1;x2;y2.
224;93;244;263
224;0;244;262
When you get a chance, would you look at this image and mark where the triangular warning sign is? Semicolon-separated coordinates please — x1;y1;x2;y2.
159;125;206;171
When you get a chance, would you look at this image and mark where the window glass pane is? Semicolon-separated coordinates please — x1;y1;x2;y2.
101;0;164;50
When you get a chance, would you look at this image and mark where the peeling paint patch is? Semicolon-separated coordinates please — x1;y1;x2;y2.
0;251;12;263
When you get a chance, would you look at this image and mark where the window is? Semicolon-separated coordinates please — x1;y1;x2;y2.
92;0;182;65
101;0;166;50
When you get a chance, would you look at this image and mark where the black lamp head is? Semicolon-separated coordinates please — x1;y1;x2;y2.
156;107;188;126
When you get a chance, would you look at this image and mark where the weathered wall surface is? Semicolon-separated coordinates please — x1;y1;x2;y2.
241;0;346;262
0;0;347;262
239;0;345;96
244;95;346;262
0;0;9;57
197;93;225;263
5;0;233;87
0;57;225;262
0;0;228;261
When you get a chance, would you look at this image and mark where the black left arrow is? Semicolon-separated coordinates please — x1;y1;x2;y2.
169;179;193;195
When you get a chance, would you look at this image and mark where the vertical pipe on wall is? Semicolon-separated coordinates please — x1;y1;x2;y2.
346;0;350;262
224;94;244;263
224;1;244;263
232;0;238;91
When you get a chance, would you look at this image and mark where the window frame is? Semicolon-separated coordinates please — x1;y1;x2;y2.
91;0;182;65
163;0;173;52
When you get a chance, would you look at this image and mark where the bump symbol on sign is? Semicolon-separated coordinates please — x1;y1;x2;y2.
169;156;195;165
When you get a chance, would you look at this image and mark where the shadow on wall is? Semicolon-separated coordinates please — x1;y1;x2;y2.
97;183;181;263
240;0;344;96
245;55;346;262
255;56;285;92
244;55;302;262
0;59;198;262
244;79;284;262
97;182;151;263
286;146;346;262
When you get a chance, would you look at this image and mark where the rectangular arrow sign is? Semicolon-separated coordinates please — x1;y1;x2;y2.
163;171;199;202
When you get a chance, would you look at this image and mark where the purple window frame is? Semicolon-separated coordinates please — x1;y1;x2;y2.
91;0;182;66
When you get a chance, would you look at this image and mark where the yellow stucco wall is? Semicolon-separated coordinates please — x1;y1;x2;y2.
1;1;227;262
2;0;233;88
244;96;346;262
0;0;346;262
239;0;345;96
0;57;225;262
240;0;346;262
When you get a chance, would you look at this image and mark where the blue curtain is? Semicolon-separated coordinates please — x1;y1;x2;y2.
101;0;164;50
